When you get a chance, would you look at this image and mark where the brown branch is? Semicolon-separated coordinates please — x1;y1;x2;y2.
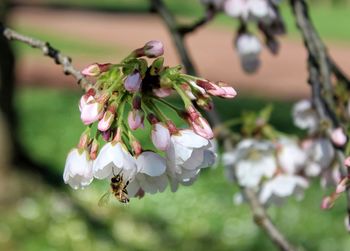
290;0;350;230
150;0;298;250
177;8;216;36
0;24;93;91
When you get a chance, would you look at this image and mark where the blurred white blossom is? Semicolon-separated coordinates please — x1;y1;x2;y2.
259;174;309;205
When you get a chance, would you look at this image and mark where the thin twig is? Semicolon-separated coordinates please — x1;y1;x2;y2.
177;8;216;36
0;24;93;91
150;0;298;250
290;0;350;229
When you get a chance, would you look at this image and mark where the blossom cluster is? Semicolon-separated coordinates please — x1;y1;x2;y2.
224;138;309;206
63;40;236;201
293;99;350;209
200;0;285;73
221;99;348;207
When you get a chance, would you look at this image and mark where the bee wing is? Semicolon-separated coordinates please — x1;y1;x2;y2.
98;191;112;207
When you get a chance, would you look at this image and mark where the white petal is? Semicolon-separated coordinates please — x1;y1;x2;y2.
173;129;209;149
137;151;166;176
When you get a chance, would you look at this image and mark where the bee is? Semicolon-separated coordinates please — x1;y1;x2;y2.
98;170;130;206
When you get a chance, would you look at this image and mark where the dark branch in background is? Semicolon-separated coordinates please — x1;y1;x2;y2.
0;24;93;91
290;0;350;229
150;0;298;250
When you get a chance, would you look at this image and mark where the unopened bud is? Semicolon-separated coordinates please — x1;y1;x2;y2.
336;177;349;194
78;129;90;149
124;70;142;93
166;120;178;135
132;96;142;110
131;140;142;156
143;40;164;58
153;87;172;98
128;110;144;130
98;110;115;132
147;113;159;125
89;139;99;160
81;63;111;76
101;130;111;142
331;127;347;147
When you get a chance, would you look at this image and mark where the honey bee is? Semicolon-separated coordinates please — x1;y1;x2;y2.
98;170;130;206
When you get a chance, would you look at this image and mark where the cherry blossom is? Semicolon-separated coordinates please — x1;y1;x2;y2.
63;149;93;189
259;174;309;205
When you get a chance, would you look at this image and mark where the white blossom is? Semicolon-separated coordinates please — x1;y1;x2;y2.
166;129;216;191
259;174;309;205
63;149;93;189
292;99;319;133
93;142;137;181
277;137;307;174
304;138;335;177
127;151;168;196
223;139;277;187
235;33;261;73
224;0;271;21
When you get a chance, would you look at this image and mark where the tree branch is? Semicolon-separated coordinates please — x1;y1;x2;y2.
290;0;350;229
0;24;93;91
150;0;298;250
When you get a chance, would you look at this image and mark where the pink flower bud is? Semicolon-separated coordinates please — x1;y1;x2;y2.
166;120;178;134
153;87;172;98
101;130;111;142
344;157;350;167
132;96;142;110
124;71;142;93
181;83;196;100
331;127;347;147
89;139;99;160
147;113;159;125
112;127;122;142
197;80;225;96
131;140;142;156
336;177;349;194
128;110;144;130
190;116;214;139
151;123;170;151
80;96;105;125
98;110;115;132
78;130;90;149
81;63;111;76
321;196;332;210
143;40;164;58
186;105;200;121
217;81;237;98
79;89;96;111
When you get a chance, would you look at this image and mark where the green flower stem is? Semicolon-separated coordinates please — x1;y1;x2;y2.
172;83;192;108
148;100;169;123
152;98;183;116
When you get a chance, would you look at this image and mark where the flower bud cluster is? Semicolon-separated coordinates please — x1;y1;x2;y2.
63;41;236;201
200;0;285;73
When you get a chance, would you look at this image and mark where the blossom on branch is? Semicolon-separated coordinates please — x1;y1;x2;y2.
63;40;236;202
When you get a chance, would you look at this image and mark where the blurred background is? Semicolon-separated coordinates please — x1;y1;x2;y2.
1;0;350;250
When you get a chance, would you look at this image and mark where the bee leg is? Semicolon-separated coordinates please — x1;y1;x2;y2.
123;180;129;190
